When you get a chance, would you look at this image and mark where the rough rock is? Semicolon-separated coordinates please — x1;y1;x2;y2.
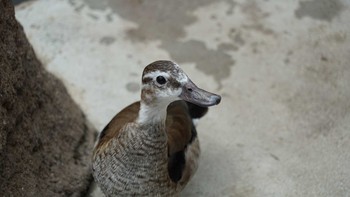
0;0;95;196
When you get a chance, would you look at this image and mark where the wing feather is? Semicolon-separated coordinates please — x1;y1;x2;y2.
93;102;140;156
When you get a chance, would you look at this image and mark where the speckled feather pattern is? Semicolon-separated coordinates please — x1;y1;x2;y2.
93;120;199;196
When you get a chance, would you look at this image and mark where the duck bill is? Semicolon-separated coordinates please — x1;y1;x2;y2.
179;79;221;107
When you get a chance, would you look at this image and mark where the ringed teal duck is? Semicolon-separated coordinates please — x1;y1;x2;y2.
92;60;221;196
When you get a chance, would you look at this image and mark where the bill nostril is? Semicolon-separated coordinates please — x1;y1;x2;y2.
187;88;193;92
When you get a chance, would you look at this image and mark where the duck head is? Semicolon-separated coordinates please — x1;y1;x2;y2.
140;60;221;108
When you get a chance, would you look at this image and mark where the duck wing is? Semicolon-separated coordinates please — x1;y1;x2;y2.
94;102;140;155
166;101;208;155
166;101;208;183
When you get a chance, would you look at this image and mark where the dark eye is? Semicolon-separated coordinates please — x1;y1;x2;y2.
156;76;167;85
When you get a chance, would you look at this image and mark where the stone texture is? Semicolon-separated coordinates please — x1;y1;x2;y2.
0;0;95;196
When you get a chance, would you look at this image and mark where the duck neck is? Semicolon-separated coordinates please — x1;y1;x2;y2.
137;99;169;126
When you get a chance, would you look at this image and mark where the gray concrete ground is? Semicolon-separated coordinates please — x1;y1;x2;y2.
15;0;350;196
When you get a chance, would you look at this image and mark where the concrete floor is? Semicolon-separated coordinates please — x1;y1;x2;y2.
15;0;350;196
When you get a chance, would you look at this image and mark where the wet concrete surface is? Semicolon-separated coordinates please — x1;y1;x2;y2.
15;0;350;196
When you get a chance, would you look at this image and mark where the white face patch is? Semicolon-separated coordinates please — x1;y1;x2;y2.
177;72;188;84
156;87;182;99
143;71;170;80
173;63;189;84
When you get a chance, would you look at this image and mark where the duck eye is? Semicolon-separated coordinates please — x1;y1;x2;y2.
156;76;167;85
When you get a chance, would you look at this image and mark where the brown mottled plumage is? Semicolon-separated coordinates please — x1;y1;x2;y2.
92;60;221;196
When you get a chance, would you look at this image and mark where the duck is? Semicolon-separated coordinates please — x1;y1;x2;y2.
92;60;221;196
